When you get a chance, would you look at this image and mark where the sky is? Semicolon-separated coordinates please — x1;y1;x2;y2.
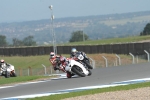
0;0;150;23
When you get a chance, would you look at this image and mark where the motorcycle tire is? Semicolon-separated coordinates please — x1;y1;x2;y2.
5;71;10;78
88;69;92;76
66;72;72;78
11;72;17;77
84;61;93;69
72;66;86;77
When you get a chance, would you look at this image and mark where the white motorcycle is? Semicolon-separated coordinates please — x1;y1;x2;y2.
65;59;92;78
0;63;17;78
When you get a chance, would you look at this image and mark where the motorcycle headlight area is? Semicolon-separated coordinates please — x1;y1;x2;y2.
77;55;84;60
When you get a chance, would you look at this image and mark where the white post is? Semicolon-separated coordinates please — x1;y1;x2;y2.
42;64;47;75
89;57;95;68
129;53;135;64
116;54;121;65
50;66;52;75
136;55;138;63
115;58;118;66
102;56;108;67
144;50;150;62
28;68;29;76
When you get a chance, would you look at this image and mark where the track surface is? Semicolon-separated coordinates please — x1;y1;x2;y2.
0;62;150;98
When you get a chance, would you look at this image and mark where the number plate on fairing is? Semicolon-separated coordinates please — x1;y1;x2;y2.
78;54;84;60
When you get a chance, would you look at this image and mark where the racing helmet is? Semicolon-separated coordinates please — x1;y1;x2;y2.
0;59;4;63
71;48;77;56
50;52;55;58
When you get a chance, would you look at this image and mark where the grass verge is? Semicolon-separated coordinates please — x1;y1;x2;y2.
62;35;150;46
0;75;56;86
27;81;150;100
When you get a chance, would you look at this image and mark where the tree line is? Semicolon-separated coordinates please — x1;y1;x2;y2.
0;30;89;47
0;35;36;47
0;22;149;47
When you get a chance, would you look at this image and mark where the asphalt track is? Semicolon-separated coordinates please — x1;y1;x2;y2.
0;62;150;99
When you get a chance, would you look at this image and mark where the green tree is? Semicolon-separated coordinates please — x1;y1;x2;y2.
69;31;89;42
23;36;36;46
140;23;150;36
0;35;7;47
12;38;23;46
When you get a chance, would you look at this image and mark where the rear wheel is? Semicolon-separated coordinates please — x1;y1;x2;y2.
66;72;72;78
72;66;86;77
5;71;10;78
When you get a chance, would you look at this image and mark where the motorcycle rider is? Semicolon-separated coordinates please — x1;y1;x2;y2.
0;59;10;75
49;52;61;71
70;48;79;58
49;52;74;78
70;48;87;59
70;48;93;69
0;59;10;68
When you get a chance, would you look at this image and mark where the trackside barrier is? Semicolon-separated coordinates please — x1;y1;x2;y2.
115;54;121;65
89;57;95;69
144;50;150;62
102;56;108;67
136;55;139;63
42;64;47;75
129;53;135;64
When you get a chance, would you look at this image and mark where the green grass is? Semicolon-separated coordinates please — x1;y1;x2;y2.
0;55;70;69
60;35;150;46
0;55;49;69
27;81;150;100
0;75;56;85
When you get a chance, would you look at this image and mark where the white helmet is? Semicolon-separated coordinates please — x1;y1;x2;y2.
50;52;55;58
0;59;4;63
71;48;77;55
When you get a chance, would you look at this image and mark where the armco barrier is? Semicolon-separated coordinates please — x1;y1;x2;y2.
0;42;150;56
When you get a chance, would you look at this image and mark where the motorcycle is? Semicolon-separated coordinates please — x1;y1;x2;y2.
0;63;17;78
64;58;92;78
73;52;93;69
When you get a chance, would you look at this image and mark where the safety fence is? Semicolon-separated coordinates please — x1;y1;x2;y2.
12;66;58;76
4;54;147;77
0;42;150;56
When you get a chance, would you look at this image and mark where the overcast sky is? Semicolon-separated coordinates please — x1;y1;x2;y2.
0;0;150;23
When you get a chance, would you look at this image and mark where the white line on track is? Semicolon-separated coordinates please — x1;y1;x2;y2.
1;76;150;100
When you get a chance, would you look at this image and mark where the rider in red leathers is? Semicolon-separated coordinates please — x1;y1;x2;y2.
49;52;61;71
49;52;74;78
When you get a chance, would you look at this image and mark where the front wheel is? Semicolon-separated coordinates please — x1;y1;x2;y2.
72;66;86;77
88;69;92;76
11;72;17;77
84;61;93;69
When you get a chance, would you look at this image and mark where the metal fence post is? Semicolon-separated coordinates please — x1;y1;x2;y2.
116;54;121;65
28;67;29;76
50;66;53;75
144;50;150;62
89;57;95;69
102;56;108;67
129;53;135;64
42;64;47;75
